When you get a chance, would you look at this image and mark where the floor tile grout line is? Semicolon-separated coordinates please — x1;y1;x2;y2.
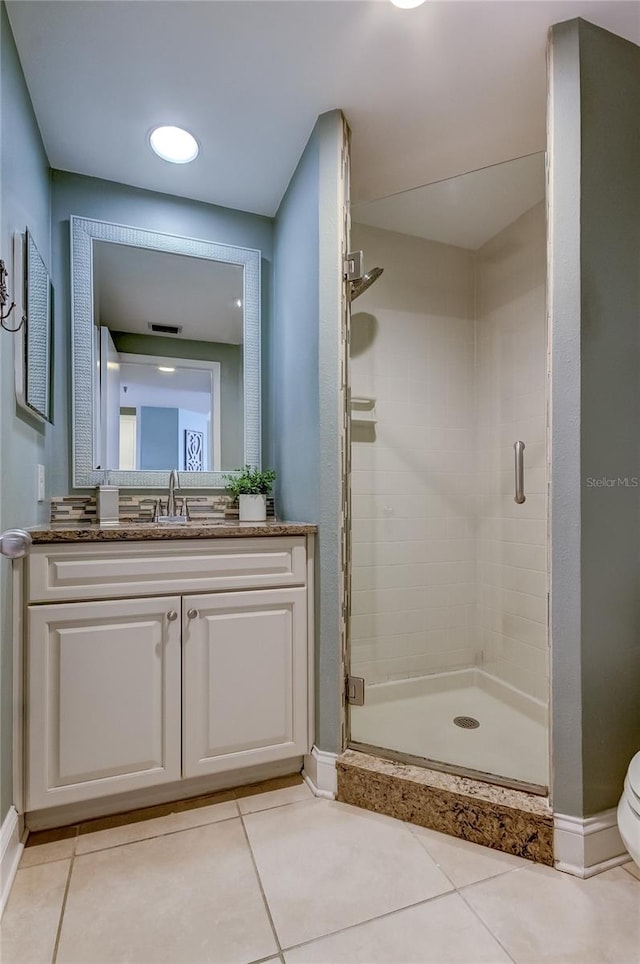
335;804;529;893
403;832;459;891
278;872;529;960
456;864;524;895
71;809;242;857
50;826;79;964
409;829;528;892
239;811;285;960
277;886;461;955
237;792;316;817
456;885;518;964
27;791;311;866
18;853;77;870
239;793;527;956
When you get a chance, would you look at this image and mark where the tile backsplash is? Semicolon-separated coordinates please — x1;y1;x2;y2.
50;494;275;523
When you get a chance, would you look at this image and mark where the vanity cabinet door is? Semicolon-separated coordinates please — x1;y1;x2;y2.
27;596;182;810
182;588;308;777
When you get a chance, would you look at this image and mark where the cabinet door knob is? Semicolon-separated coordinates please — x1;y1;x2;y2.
166;610;178;621
187;608;199;619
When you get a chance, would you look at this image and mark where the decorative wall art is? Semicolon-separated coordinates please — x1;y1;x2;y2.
12;229;54;423
185;429;204;471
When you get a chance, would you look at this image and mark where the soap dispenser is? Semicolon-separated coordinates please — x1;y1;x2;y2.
96;474;119;526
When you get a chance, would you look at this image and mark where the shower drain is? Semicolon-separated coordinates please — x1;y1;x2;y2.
453;715;480;729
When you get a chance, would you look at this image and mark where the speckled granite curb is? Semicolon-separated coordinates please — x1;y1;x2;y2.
337;750;553;865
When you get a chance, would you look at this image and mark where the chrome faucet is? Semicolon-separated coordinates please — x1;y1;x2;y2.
167;470;180;517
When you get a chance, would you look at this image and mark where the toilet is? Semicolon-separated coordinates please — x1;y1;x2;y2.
618;750;640;867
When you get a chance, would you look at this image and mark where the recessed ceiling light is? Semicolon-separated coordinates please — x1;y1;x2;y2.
235;298;242;308
149;126;199;164
390;0;426;7
158;366;175;373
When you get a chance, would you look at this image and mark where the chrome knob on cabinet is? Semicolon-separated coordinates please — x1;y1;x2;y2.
187;608;199;619
166;610;178;621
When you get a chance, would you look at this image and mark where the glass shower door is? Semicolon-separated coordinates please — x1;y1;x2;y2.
348;154;549;791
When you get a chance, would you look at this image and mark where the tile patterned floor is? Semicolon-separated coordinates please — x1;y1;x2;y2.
2;776;639;964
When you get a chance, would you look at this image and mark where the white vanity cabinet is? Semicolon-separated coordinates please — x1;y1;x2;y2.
25;534;314;814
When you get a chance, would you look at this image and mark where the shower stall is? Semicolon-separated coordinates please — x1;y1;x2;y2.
347;153;549;793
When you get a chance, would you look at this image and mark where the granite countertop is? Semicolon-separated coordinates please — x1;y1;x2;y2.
29;519;317;544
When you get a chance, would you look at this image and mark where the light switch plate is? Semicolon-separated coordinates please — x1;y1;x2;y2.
37;463;45;502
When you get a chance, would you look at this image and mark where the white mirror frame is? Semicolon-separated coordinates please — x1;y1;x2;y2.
71;216;261;488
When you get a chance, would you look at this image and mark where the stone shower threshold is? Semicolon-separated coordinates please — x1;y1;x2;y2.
337;748;553;866
349;740;548;797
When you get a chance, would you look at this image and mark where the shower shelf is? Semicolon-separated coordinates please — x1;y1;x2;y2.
351;396;377;425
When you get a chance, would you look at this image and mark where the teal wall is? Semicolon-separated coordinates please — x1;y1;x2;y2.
140;406;179;470
270;110;346;754
111;332;243;469
550;19;640;816
0;3;52;821
49;171;273;494
269;130;320;517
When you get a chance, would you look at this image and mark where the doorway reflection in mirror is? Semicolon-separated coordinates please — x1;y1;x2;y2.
93;240;243;474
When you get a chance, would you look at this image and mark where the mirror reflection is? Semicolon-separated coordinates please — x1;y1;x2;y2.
93;242;244;472
71;216;261;489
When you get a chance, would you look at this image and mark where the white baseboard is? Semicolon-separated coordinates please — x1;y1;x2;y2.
303;746;338;799
554;808;631;878
1;807;25;916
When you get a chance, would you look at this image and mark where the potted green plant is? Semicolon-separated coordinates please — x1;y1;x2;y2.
224;465;276;522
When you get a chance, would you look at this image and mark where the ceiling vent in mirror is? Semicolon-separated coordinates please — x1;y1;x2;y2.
149;323;183;335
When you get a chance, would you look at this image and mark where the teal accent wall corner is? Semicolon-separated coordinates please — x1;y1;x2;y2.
549;18;640;817
269;109;346;755
0;2;52;822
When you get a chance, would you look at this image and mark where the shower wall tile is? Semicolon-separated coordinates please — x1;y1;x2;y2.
350;208;549;705
350;223;477;683
479;563;547;598
355;649;476;686
478;540;547;572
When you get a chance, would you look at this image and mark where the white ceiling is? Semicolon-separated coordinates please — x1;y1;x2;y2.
93;242;244;343
352;151;546;249
6;1;640;216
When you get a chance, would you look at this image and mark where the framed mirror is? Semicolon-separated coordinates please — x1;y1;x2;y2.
71;216;261;488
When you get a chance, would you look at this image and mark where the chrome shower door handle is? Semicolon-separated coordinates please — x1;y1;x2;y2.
514;441;526;504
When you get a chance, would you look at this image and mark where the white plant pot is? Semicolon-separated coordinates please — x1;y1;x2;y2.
238;493;267;522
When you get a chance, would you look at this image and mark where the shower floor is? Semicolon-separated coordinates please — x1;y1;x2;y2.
349;668;548;789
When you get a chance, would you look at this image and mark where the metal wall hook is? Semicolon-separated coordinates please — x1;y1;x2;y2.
0;528;32;559
0;259;25;332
